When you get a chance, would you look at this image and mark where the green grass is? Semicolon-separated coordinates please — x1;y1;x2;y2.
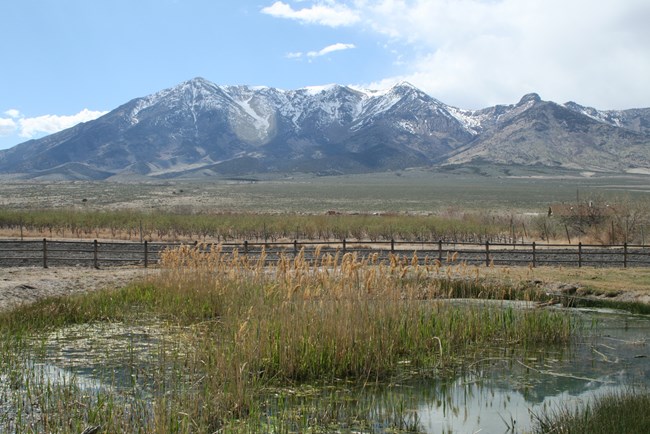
532;390;650;434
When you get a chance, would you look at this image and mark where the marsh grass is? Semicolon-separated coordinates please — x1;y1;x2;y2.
0;245;576;432
563;297;650;315
532;390;650;434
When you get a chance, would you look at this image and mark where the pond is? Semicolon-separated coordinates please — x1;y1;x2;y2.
415;307;649;432
16;306;650;433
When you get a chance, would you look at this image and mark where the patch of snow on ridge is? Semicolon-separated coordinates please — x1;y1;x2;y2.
361;92;403;118
349;85;391;98
564;102;624;128
237;96;271;133
446;107;484;135
301;84;338;96
128;98;155;125
397;120;417;134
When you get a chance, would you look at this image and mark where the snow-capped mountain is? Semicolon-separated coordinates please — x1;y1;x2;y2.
563;101;650;135
446;94;650;172
0;77;649;179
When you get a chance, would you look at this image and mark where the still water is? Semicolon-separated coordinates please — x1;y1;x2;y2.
31;306;650;433
419;308;649;433
263;307;650;433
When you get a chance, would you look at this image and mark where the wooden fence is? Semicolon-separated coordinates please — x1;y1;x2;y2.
0;238;649;269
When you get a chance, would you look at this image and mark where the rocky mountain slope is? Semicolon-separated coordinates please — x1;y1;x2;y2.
445;94;650;172
1;77;648;179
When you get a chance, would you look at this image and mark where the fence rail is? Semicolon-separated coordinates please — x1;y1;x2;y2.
0;238;649;269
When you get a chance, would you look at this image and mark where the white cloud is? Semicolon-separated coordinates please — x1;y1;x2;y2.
261;1;360;26
12;109;107;139
0;118;17;136
308;42;355;57
267;0;650;109
287;42;356;59
4;109;21;119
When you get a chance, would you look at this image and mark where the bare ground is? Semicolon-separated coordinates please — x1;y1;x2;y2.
0;266;156;312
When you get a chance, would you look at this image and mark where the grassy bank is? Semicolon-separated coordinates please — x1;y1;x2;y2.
0;247;576;432
480;266;650;313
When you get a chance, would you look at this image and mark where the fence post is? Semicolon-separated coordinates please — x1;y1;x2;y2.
532;241;536;268
578;242;582;268
244;240;249;255
485;240;490;266
293;239;298;256
624;242;628;268
342;238;347;254
93;240;99;269
144;241;148;268
438;240;443;264
391;238;395;253
43;238;48;269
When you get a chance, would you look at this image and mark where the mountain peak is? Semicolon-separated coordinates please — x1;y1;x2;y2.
176;77;213;89
518;93;542;105
390;81;421;93
187;76;211;85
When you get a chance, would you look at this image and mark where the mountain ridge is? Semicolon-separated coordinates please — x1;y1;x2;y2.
1;77;649;180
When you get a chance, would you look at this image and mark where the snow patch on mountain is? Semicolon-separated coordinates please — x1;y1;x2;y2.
349;85;391;98
301;84;339;96
446;107;484;135
564;102;624;127
231;95;274;141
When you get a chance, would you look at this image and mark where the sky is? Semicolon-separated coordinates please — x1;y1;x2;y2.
1;0;649;150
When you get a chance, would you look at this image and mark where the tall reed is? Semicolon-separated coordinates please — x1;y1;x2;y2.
155;244;572;379
0;244;575;432
532;390;650;434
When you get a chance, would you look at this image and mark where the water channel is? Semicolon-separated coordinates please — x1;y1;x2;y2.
20;305;650;433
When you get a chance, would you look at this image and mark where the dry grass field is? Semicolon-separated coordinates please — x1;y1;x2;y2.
1;171;650;311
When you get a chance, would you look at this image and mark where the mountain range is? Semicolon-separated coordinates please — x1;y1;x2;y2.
1;77;649;180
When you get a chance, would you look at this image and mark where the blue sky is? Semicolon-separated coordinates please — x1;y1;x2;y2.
1;0;649;150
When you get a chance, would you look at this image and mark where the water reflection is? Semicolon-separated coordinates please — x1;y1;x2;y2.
412;308;649;433
260;308;649;433
27;308;650;433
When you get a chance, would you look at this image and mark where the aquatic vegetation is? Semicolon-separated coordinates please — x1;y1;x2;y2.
0;246;578;432
532;390;650;434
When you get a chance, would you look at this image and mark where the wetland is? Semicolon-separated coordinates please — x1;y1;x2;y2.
1;247;648;433
1;173;650;432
